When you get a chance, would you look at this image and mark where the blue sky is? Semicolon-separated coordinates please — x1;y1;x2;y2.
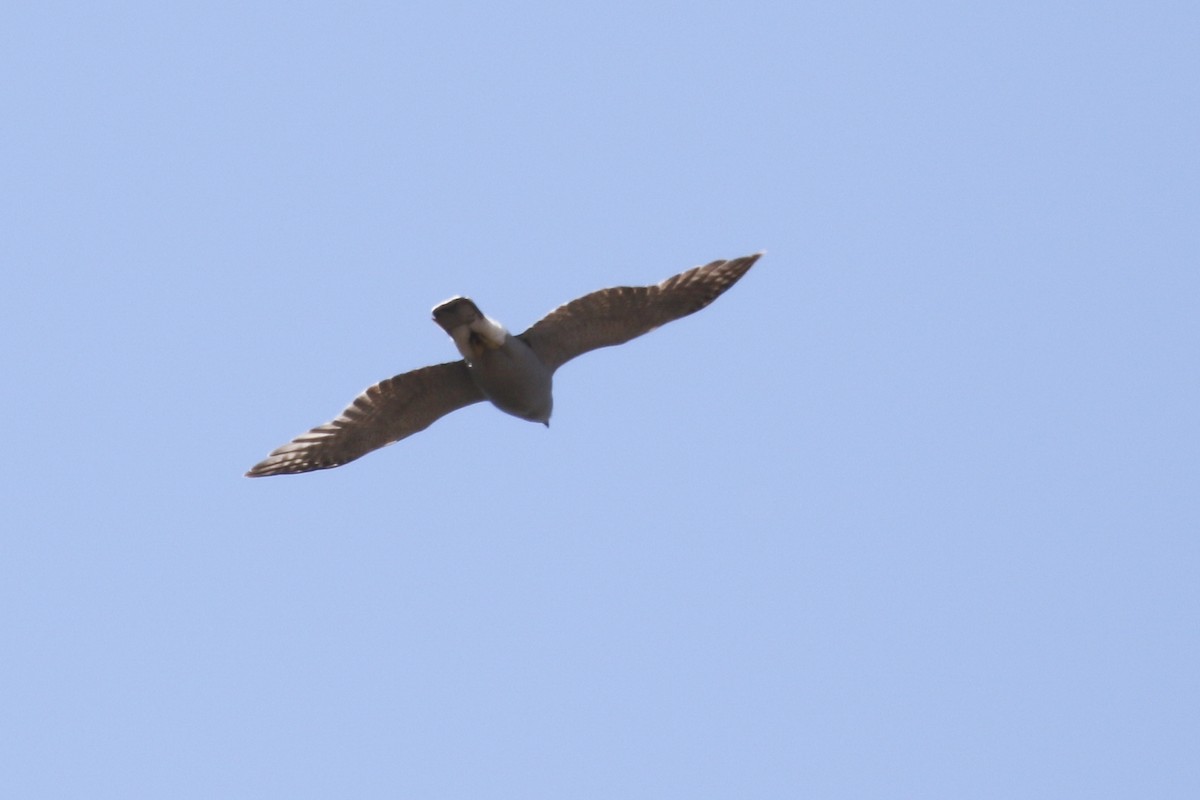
3;1;1197;797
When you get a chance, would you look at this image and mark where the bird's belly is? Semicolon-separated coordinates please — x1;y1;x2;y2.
468;338;553;423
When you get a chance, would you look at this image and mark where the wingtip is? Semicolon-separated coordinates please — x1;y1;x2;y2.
245;459;278;478
723;251;764;268
723;251;763;272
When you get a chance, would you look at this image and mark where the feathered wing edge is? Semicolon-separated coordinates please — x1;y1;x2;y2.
245;360;484;477
517;253;761;372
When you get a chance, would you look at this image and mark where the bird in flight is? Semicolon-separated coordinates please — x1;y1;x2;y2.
246;252;761;477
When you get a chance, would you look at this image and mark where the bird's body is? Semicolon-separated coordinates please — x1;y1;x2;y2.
246;253;761;477
470;338;554;424
432;296;554;424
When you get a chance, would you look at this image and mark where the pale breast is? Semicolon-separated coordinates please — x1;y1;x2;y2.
467;335;554;423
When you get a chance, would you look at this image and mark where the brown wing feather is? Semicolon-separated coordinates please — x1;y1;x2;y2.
518;253;760;372
245;360;484;477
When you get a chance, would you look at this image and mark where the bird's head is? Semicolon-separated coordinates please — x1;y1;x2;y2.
432;296;483;333
432;296;509;361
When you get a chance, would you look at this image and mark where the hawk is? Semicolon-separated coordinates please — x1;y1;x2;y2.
246;253;761;477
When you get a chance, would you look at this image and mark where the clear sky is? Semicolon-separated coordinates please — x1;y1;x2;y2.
3;2;1197;797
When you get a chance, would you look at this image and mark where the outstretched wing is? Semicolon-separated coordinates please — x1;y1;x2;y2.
518;253;760;373
246;360;484;477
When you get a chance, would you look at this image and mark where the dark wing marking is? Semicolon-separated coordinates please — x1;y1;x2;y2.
517;253;760;373
245;360;484;477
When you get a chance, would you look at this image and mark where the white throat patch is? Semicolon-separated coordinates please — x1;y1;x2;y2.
470;315;509;348
449;315;509;362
